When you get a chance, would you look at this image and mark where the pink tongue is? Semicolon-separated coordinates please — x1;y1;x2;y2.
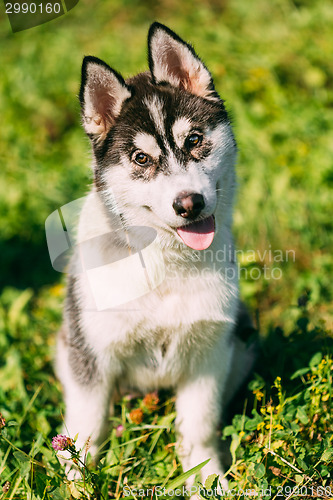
177;216;215;250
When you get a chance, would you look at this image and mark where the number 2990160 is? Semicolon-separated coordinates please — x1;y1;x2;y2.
6;3;62;14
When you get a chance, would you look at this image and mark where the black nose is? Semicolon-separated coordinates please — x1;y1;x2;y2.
172;192;205;219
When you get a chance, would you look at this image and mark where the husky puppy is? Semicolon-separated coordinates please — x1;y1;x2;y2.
56;22;255;488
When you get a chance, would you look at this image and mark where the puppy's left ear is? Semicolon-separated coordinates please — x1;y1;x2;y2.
148;22;218;100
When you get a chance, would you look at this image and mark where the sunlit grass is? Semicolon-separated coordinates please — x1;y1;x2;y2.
0;0;332;497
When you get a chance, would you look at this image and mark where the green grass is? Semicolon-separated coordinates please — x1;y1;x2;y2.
0;0;332;498
0;290;332;498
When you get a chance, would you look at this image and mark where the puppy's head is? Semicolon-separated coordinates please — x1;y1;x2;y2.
80;23;237;250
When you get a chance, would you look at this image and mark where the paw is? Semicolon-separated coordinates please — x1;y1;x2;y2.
217;474;228;492
65;464;82;481
57;450;81;480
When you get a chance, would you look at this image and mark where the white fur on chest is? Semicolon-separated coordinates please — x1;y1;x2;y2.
72;191;238;387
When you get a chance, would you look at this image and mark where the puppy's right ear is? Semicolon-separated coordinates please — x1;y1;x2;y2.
79;56;132;140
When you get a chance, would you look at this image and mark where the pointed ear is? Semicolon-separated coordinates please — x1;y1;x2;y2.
148;23;217;100
79;56;132;140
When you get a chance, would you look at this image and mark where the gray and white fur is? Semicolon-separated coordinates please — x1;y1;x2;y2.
56;22;255;489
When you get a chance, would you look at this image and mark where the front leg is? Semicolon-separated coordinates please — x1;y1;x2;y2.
61;374;112;460
56;332;115;477
175;343;233;491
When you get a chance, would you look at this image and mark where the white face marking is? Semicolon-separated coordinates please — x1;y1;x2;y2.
102;118;236;235
172;117;192;149
144;96;166;137
134;132;162;158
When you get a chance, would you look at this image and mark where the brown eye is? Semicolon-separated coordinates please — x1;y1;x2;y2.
186;133;202;149
134;152;150;166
